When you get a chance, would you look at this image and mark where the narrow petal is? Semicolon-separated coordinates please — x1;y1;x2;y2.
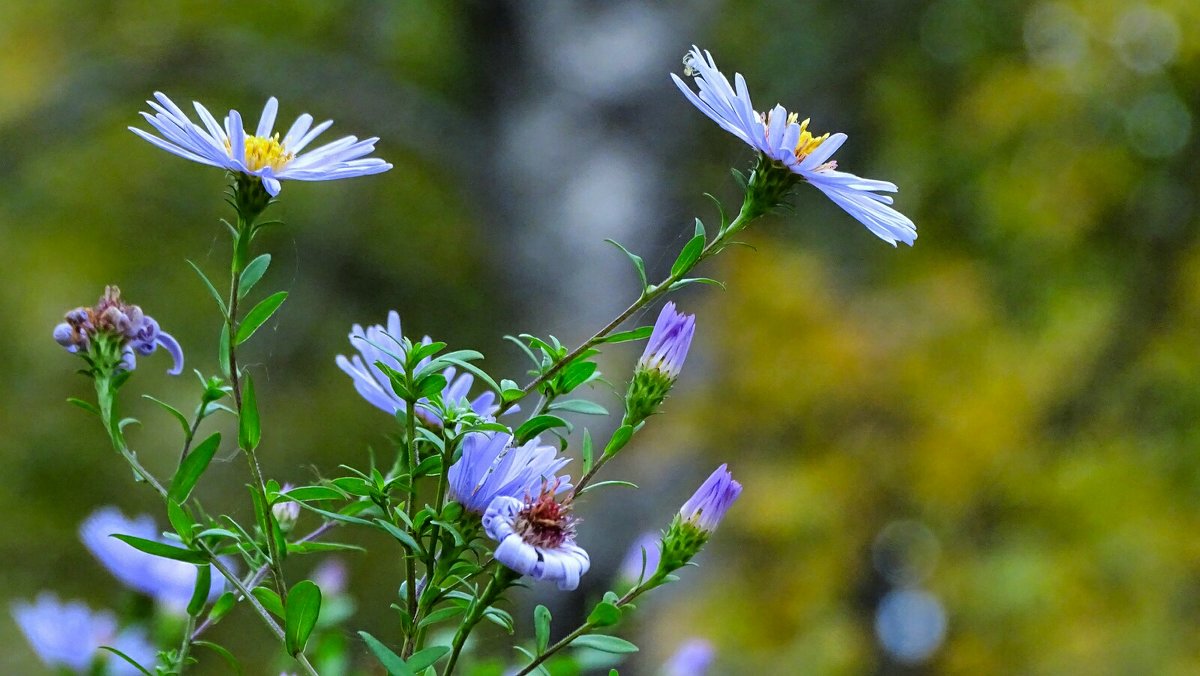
155;331;185;375
256;97;279;138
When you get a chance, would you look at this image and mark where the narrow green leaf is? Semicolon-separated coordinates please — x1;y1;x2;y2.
235;291;288;344
98;646;152;676
406;645;450;672
143;395;191;437
187;259;228;317
251;586;284;619
603;425;635;457
694;217;706;237
667;277;726;292
283;485;345;502
206;592;237;625
548;399;608;416
587;601;622;628
170;432;221;503
599;326;653;344
287;541;367;554
111;534;206;564
194;640;243;675
284;579;321;655
415;374;448;399
239;375;260;451
66;397;101;416
581;428;594;475
605;238;648;289
570;634;638;654
218;324;231;377
359;631;413;676
374;518;423;554
417;605;466;628
534;604;552;654
515;415;572;444
237;254;271;300
670;234;706;277
578;480;639;495
483;606;515;633
187;564;211;616
440;357;501;394
166;500;194;543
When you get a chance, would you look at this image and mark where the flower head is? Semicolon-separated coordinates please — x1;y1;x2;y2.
448;431;571;514
272;484;301;533
673;46;916;246
80;507;226;611
483;488;590;591
335;310;502;428
130;92;391;197
53;286;183;375
661;639;716;676
661;464;742;569
10;593;151;673
625;302;695;425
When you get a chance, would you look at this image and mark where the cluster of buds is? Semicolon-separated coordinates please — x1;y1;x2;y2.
660;465;742;571
624;302;696;426
52;286;183;375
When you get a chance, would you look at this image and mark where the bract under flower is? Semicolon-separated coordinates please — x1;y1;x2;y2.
130;92;391;196
672;46;917;246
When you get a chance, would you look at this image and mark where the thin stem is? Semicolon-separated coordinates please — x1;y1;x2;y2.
442;567;513;676
498;203;754;416
401;397;419;658
175;613;198;671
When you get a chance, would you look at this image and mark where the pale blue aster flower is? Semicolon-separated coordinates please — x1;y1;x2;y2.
130;92;391;196
11;593;116;671
335;310;503;427
80;507;226;611
679;464;742;533
617;531;663;583
483;492;590;591
448;431;571;514
54;286;183;375
661;638;716;676
672;46;917;246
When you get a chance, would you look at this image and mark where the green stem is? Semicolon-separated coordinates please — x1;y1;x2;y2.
174;613;198;672
498;201;756;415
401;396;419;658
442;566;514;676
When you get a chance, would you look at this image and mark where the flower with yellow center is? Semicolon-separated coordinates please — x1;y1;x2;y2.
674;47;917;246
131;93;391;197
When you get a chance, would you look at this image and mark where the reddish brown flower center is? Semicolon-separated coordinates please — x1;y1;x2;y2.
515;483;575;549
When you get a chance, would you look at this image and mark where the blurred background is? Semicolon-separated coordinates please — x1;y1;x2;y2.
2;0;1199;673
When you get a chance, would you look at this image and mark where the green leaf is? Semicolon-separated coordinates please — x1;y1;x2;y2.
515;415;572;444
170;432;221;503
283;485;345;501
374;518;423;554
359;631;413;676
111;534;207;564
187;259;228;317
534;604;552;654
237;254;272;300
239;375;260;451
548;399;608;416
599;326;653;344
287;541;367;554
694;216;706;237
557;360;598;393
408;340;447;364
603;425;635;457
194;640;243;675
670;234;706;277
605;239;648;290
406;645;449;672
417;605;466;628
251;586;284;619
235;291;288;344
284;579;321;655
166;500;194;543
66;397;100;416
667;277;726;292
98;646;152;676
581;428;594;475
578;480;639;495
440;357;501;395
187;564;211;616
570;635;638;654
142;395;190;436
587;601;621;628
206;592;237;625
415;373;448;399
218;324;231;378
484;606;515;633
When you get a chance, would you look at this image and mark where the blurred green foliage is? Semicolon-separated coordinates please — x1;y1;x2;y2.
2;0;1199;674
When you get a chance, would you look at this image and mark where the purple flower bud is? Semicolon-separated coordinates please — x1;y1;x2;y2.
679;464;742;533
638;301;696;379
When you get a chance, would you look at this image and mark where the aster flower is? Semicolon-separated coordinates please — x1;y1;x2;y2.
130;92;391;197
617;531;663;583
672;46;916;246
272;484;301;533
448;431;571;514
661;639;716;676
483;489;590;591
80;507;226;611
53;285;183;375
11;593;119;672
661;464;742;569
335;310;503;427
625;302;695;426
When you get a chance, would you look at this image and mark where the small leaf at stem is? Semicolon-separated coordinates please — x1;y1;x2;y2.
548;399;608;416
358;631;412;676
603;425;635;457
110;534;207;564
534;604;552;654
581;428;594;475
170;432;221;503
98;646;152;676
187;564;211;616
406;646;450;672
515;415;572;444
193;640;242;675
235;291;288;344
284;579;321;655
186;259;228;317
66;397;101;416
166;500;194;543
587;601;622;628
237;253;272;300
569;634;639;654
206;592;237;625
670;234;706;277
218;323;231;378
239;376;260;451
251;586;284;619
599;326;653;344
142;395;190;436
606;238;649;290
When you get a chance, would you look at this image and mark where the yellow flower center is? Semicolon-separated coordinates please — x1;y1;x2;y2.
226;133;294;172
786;113;830;161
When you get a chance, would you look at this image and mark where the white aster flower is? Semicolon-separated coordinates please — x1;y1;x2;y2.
672;46;917;246
130;92;391;196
